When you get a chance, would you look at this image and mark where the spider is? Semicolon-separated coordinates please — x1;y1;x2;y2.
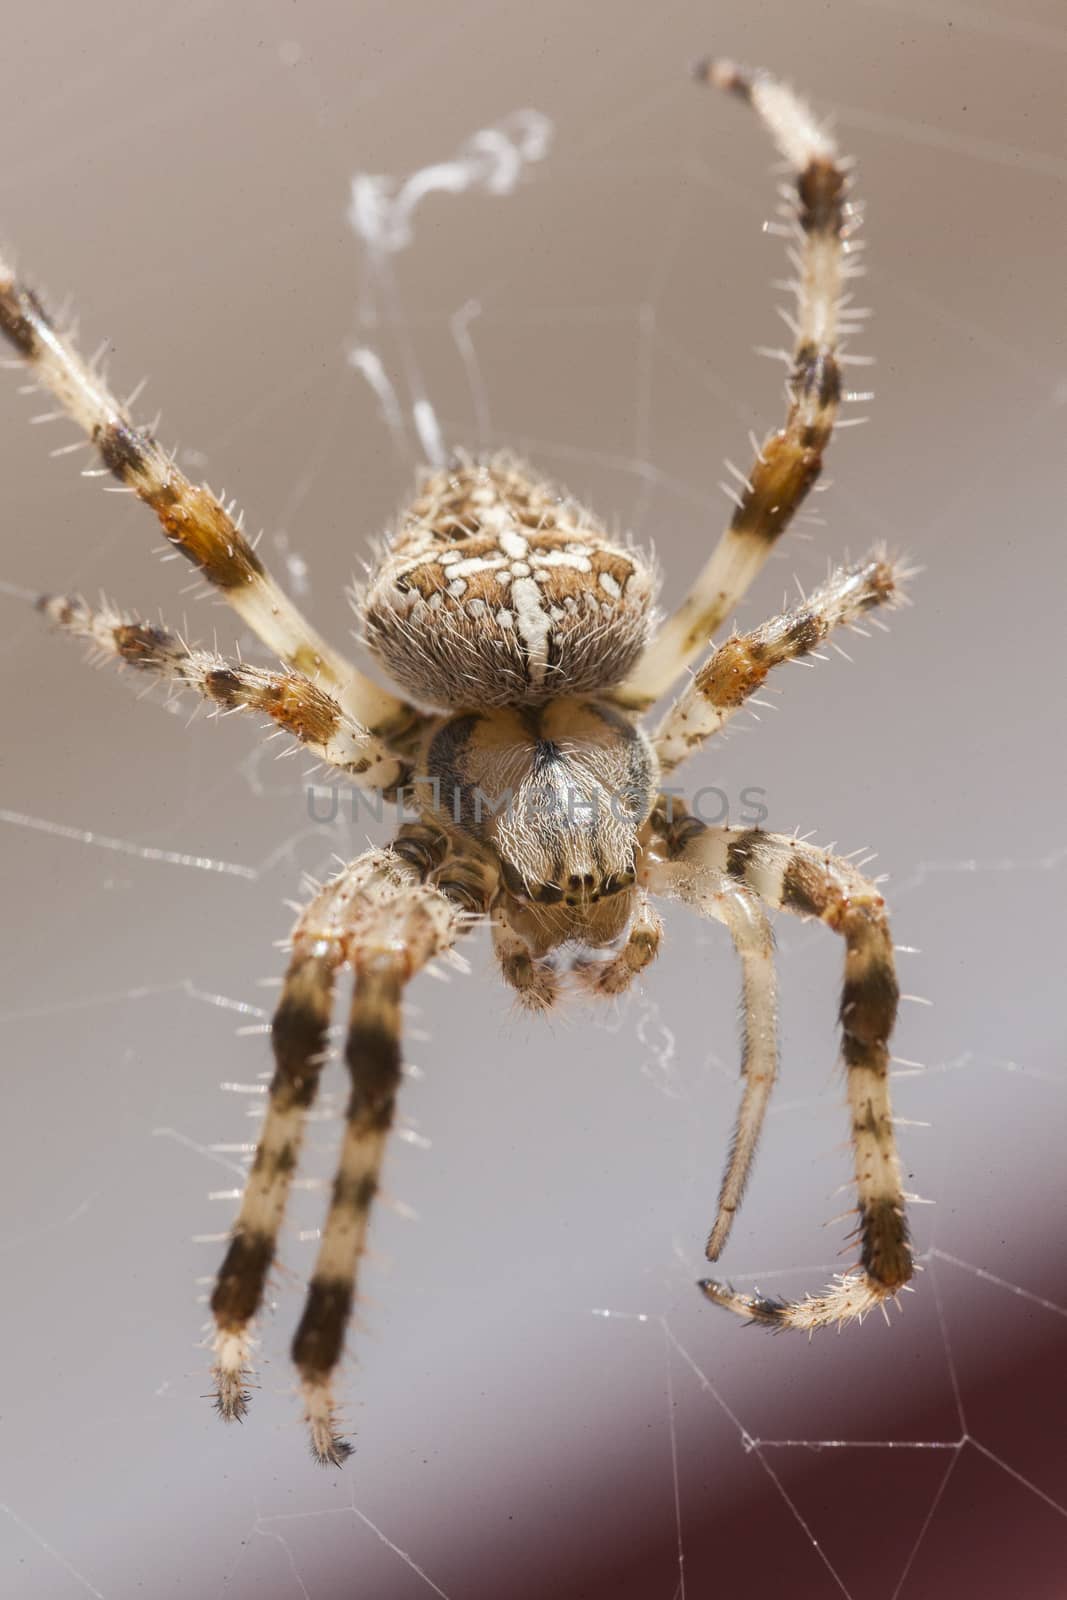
1;60;915;1465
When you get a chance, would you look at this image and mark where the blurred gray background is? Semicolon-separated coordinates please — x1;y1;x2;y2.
1;1;1065;1595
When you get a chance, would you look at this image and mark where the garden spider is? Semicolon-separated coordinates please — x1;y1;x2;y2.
1;60;915;1465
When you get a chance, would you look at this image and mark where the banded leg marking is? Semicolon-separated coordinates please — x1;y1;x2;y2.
652;808;912;1328
38;595;405;788
289;848;493;1463
620;60;860;708
209;848;494;1462
294;966;403;1466
211;950;335;1420
0;252;417;742
653;554;905;772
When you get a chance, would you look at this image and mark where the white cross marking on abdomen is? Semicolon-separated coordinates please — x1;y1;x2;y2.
399;513;607;688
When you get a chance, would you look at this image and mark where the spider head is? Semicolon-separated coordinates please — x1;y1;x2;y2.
420;699;658;940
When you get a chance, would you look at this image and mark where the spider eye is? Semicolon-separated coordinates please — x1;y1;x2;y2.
500;857;637;907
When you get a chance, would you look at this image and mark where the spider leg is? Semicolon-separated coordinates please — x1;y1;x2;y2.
653;553;905;774
650;803;913;1329
0;254;421;746
492;917;562;1011
39;595;407;789
619;60;858;709
298;848;494;1465
211;846;497;1463
642;863;777;1257
571;894;663;997
211;945;337;1423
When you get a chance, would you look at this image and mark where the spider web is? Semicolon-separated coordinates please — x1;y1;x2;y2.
1;2;1065;1596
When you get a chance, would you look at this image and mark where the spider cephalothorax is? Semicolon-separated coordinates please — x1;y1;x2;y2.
421;696;655;893
1;58;918;1466
412;692;659;988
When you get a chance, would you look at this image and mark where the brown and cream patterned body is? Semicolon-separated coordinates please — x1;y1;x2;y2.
362;456;655;707
1;58;921;1467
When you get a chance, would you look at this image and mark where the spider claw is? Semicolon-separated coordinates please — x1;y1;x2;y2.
311;1431;354;1469
212;1369;252;1423
212;1329;254;1421
697;1277;790;1328
302;1378;353;1467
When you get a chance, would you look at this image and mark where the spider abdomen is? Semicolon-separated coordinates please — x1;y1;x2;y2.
360;457;654;708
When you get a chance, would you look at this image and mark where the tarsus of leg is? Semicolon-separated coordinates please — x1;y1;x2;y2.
649;807;912;1329
38;594;407;790
0;251;418;743
653;552;906;773
645;865;777;1259
618;59;856;709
